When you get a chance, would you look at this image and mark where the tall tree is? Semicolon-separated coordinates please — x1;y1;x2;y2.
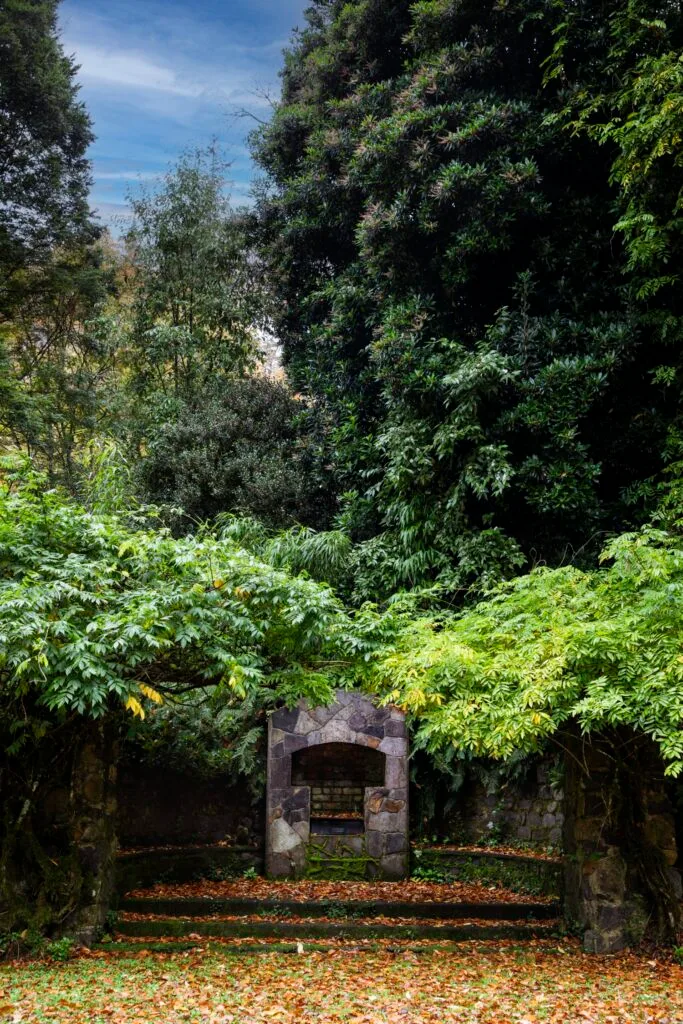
0;0;95;286
0;0;109;487
0;242;118;487
114;146;323;527
123;146;266;419
252;0;682;600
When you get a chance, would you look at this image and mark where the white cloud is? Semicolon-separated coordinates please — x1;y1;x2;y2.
67;40;278;110
57;0;301;232
69;43;204;96
94;170;162;180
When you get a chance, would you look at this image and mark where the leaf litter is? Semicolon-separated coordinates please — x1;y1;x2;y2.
118;911;558;927
3;939;681;1024
411;844;560;862
124;878;554;905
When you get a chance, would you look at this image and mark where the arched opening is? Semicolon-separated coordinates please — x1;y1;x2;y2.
291;742;385;835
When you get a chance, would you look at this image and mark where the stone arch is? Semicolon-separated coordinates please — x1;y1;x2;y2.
266;691;408;878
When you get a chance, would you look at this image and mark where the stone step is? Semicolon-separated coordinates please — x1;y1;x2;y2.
115;845;562;899
411;848;562;899
116;917;562;941
100;935;564;955
119;896;558;921
99;940;347;955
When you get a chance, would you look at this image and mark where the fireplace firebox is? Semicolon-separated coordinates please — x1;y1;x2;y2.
291;742;385;836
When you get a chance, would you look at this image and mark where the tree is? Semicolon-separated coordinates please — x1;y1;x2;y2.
545;0;683;301
0;241;118;487
0;0;95;286
123;145;266;421
0;458;385;934
3;457;682;939
109;146;321;526
0;0;111;491
252;0;681;599
372;514;683;938
377;526;683;774
0;463;362;722
137;375;325;528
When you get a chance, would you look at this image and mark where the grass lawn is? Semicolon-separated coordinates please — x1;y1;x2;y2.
1;940;681;1023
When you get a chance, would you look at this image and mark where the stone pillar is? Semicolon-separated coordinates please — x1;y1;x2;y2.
563;733;681;953
266;691;409;879
65;718;118;944
364;722;409;879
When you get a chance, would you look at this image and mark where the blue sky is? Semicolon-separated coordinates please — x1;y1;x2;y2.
59;0;309;230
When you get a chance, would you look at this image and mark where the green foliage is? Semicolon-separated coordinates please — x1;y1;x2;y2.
79;437;136;515
84;144;325;528
0;930;74;962
252;0;681;597
0;0;95;275
125;685;272;795
0;929;45;961
410;859;450;884
0;459;379;728
375;523;683;775
217;515;354;592
304;836;379;880
137;377;321;529
3;0;683;945
412;849;561;897
0;458;388;936
0;0;102;494
45;936;74;962
123;145;265;414
545;0;683;299
0;243;118;487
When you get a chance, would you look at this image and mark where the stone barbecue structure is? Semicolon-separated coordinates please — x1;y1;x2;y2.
266;691;409;878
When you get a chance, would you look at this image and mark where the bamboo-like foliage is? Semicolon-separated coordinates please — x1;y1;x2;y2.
374;525;683;775
0;461;383;741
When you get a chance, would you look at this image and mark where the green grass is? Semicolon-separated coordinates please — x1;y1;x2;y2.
1;941;680;1023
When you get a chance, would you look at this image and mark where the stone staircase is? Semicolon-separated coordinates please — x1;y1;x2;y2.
105;878;562;953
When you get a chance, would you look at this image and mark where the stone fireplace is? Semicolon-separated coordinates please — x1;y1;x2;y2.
266;691;409;878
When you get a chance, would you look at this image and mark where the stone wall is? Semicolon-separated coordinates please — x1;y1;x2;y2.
117;752;564;858
116;762;263;849
452;763;564;849
267;692;409;879
63;719;119;944
118;751;567;859
564;732;681;952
